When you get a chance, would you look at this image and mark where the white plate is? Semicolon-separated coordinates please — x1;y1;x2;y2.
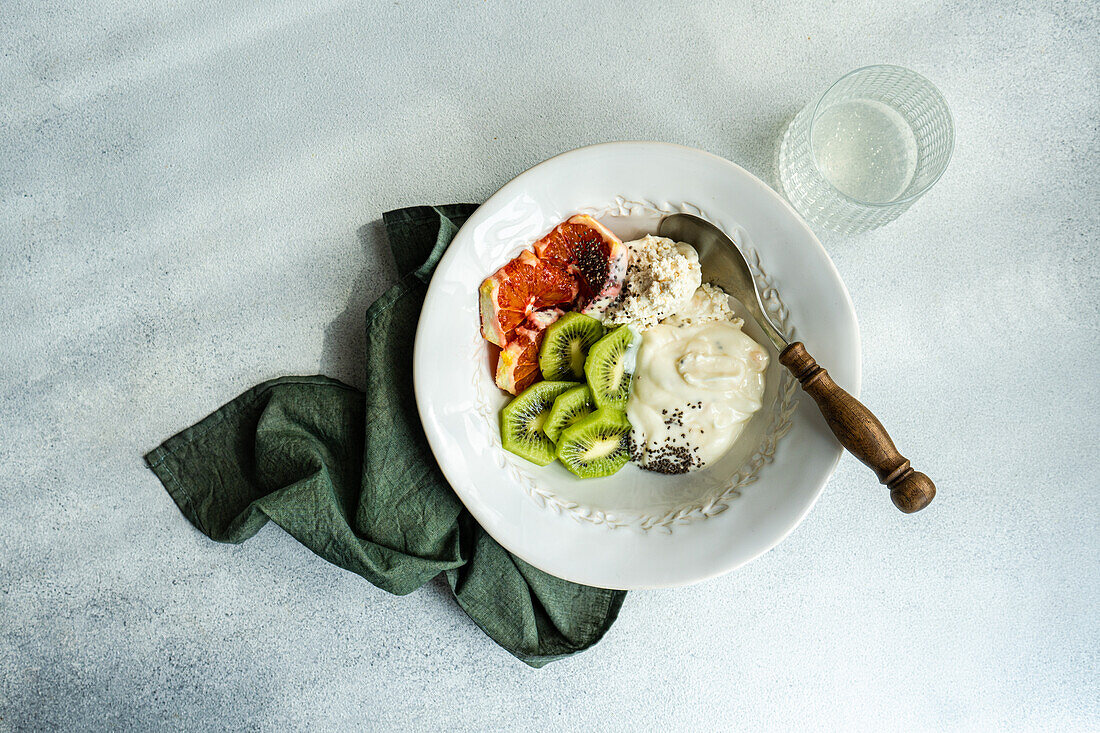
413;142;860;589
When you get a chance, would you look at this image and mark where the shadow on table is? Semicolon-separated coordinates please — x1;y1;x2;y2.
318;219;395;391
741;109;798;194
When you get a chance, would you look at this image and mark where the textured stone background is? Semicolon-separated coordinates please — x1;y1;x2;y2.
2;1;1097;730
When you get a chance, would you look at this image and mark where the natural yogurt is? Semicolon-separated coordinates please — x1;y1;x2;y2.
596;235;769;473
627;299;769;473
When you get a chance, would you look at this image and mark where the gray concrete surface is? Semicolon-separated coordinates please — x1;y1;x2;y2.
2;1;1097;730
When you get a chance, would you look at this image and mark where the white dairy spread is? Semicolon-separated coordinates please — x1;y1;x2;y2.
626;285;769;473
603;235;701;331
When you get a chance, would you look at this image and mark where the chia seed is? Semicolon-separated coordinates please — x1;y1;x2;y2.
629;436;701;475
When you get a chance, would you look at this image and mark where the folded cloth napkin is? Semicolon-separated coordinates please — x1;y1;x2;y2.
145;205;627;667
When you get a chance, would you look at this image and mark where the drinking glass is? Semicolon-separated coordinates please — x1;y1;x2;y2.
778;65;954;234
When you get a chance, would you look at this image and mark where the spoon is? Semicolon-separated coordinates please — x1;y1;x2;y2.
659;213;935;513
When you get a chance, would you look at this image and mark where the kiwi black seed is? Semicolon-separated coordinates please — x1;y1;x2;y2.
584;326;634;409
500;381;575;465
538;312;604;382
556;407;632;478
543;385;596;443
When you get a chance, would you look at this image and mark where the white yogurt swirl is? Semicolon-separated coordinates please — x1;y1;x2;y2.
627;289;769;473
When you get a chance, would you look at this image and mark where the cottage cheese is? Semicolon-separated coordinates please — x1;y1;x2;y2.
602;235;701;331
662;283;736;327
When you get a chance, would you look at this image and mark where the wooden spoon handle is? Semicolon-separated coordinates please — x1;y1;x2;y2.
779;342;935;513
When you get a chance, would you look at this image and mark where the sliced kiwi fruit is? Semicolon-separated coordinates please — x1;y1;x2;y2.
556;407;632;478
500;380;575;465
584;326;634;409
543;385;596;443
538;312;604;381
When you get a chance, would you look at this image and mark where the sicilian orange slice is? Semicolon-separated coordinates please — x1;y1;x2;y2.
495;308;564;394
533;215;630;318
479;250;578;347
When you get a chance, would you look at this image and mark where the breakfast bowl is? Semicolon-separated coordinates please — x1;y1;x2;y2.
413;142;860;589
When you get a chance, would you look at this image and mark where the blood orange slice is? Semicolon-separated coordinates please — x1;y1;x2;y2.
479;250;578;347
495;308;564;394
533;215;630;318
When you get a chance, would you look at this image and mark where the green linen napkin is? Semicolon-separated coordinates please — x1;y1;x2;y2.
145;204;626;667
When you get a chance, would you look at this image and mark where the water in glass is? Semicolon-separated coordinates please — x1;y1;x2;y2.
811;99;918;204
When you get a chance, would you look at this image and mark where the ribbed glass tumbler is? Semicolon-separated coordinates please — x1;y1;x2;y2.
779;65;954;234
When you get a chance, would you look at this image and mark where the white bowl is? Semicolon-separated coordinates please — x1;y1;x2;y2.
414;142;860;589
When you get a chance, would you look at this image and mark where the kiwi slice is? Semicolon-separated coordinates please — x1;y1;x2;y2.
556;407;632;478
543;385;596;443
500;381;575;465
538;312;604;381
584;326;634;409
